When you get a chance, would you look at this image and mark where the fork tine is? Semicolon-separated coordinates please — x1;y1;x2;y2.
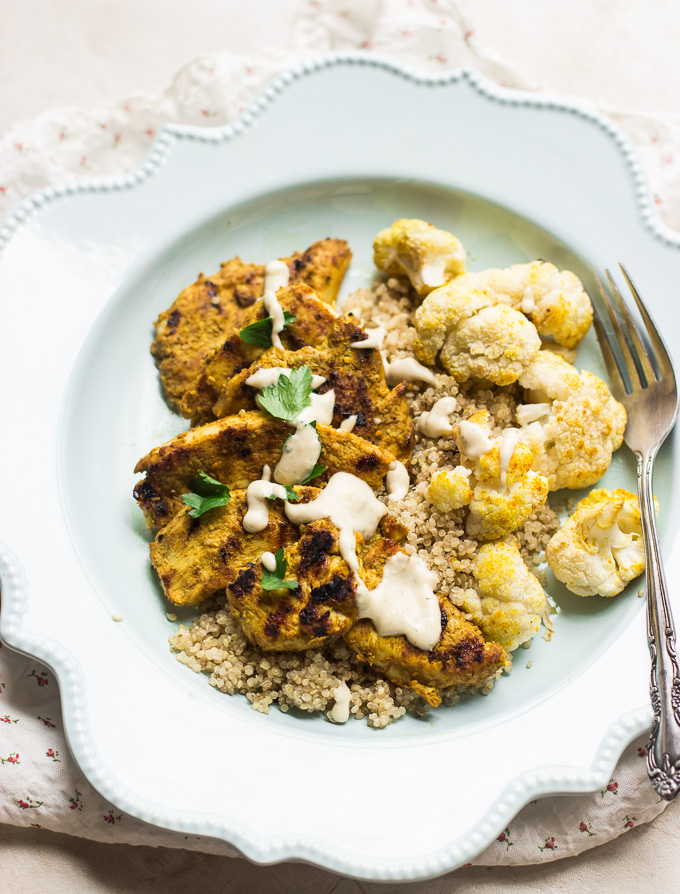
593;275;632;393
605;269;656;386
591;280;629;396
619;263;674;381
599;271;646;390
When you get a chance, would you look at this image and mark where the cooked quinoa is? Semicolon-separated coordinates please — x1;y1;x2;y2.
169;276;559;728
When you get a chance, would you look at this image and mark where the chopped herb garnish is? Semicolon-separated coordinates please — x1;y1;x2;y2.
261;548;298;591
239;311;296;348
181;471;231;518
257;366;314;423
300;463;327;485
266;485;300;502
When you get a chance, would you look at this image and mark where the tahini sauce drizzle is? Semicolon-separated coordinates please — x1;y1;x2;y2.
358;553;441;651
296;390;336;426
243;471;289;533
458;420;494;460
382;353;437;386
262;260;290;349
498;428;524;490
274;422;322;485
416;396;458;437
285;473;387;576
284;473;443;651
339;414;358;433
261;551;277;572
329;680;352;723
521;286;536;315
386;460;409;500
350;326;387;350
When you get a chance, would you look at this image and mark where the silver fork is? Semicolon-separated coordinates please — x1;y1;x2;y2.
593;266;680;800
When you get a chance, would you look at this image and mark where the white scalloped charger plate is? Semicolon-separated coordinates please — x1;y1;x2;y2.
1;59;680;881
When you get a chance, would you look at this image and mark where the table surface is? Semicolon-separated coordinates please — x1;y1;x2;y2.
1;1;680;891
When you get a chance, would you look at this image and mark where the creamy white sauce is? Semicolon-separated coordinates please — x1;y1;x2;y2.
274;423;322;486
458;420;494;460
246;366;327;391
516;402;552;425
498;428;524;490
338;414;358;433
329;680;352;723
261;551;277;572
263;259;290;294
416;396;458;438
351;326;387;350
296;390;335;426
285;472;387;573
386;460;410;500
263;259;291;349
244;479;289;532
382;354;437;386
283;472;442;653
357;552;441;651
521;286;536;315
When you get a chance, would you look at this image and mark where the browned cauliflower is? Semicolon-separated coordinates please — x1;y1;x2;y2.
464;539;548;651
414;283;541;385
517;351;627;490
452;410;549;540
426;467;473;512
455;260;593;349
373;219;466;296
546;488;648;597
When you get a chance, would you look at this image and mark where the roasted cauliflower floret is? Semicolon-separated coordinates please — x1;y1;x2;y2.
546;489;648;597
465;539;548;651
414;283;541;385
454;410;549;540
517;351;627;490
373;218;466;296
426;467;473;512
456;260;593;349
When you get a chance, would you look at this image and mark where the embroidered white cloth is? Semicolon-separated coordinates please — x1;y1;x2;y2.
0;0;676;867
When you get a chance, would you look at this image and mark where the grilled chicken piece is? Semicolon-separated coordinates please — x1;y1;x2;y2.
212;316;414;465
134;411;396;528
151;239;352;410
151;486;395;616
228;520;362;651
180;283;337;425
150;489;309;606
344;540;509;706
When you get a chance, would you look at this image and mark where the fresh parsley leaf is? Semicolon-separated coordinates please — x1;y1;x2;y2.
265;485;300;502
257;366;314;422
300;463;327;485
181;472;231;518
239;311;296;348
189;471;231;496
261;548;298;591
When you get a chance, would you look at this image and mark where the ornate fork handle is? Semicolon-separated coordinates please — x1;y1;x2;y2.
639;448;680;799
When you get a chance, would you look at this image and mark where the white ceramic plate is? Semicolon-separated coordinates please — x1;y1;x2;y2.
1;59;680;882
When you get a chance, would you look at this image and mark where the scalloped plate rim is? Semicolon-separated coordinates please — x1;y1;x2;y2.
0;56;676;880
